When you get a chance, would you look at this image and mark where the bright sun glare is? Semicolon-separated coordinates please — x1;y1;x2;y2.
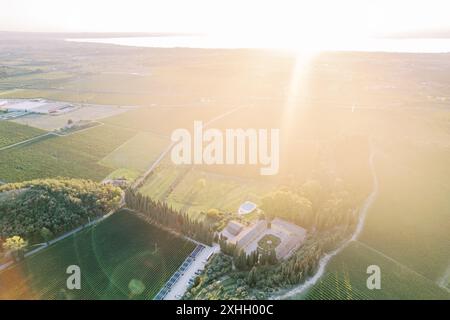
3;0;450;45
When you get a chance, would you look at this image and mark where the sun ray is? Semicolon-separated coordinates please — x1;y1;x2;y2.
280;50;317;146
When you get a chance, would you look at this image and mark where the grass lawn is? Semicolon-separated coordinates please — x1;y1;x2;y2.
0;209;195;300
258;234;281;252
0;124;135;182
298;242;449;300
0;121;46;148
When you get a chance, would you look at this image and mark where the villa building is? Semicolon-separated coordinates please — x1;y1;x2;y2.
220;217;307;260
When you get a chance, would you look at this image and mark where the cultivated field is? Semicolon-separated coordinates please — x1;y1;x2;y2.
0;121;45;148
140;164;277;218
100;131;169;172
102;105;235;136
293;109;450;300
299;242;449;300
358;139;450;284
0;209;195;300
0;124;135;182
138;163;189;199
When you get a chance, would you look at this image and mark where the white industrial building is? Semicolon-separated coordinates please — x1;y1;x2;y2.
0;99;76;115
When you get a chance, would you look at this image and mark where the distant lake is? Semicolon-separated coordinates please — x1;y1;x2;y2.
67;36;450;53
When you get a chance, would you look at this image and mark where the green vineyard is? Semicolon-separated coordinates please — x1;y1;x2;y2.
300;242;450;300
0;210;195;299
0;121;45;149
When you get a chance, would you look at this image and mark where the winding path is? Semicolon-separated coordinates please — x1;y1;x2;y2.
275;137;378;299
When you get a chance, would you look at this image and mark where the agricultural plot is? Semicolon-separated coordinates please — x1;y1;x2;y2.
300;136;450;300
299;242;449;300
0;124;135;182
0;121;45;148
0;70;74;86
358;141;450;283
0;72;75;99
0;209;195;300
0;63;115;105
139;163;190;202
102;105;234;136
0;88;109;105
0;89;25;97
166;169;277;216
100;131;169;172
34;73;165;105
0;71;151;105
140;164;277;218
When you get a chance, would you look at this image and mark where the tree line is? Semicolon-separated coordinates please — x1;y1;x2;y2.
218;235;277;270
261;180;358;233
124;189;215;245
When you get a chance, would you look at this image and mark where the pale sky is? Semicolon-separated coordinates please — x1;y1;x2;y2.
1;0;450;37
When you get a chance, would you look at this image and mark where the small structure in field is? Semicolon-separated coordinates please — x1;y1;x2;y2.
102;178;128;188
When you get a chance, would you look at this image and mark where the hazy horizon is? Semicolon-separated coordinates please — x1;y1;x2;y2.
2;0;450;39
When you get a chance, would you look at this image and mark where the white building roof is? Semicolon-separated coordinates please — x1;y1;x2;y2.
225;220;245;236
238;201;257;215
4;100;47;112
0;99;74;114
